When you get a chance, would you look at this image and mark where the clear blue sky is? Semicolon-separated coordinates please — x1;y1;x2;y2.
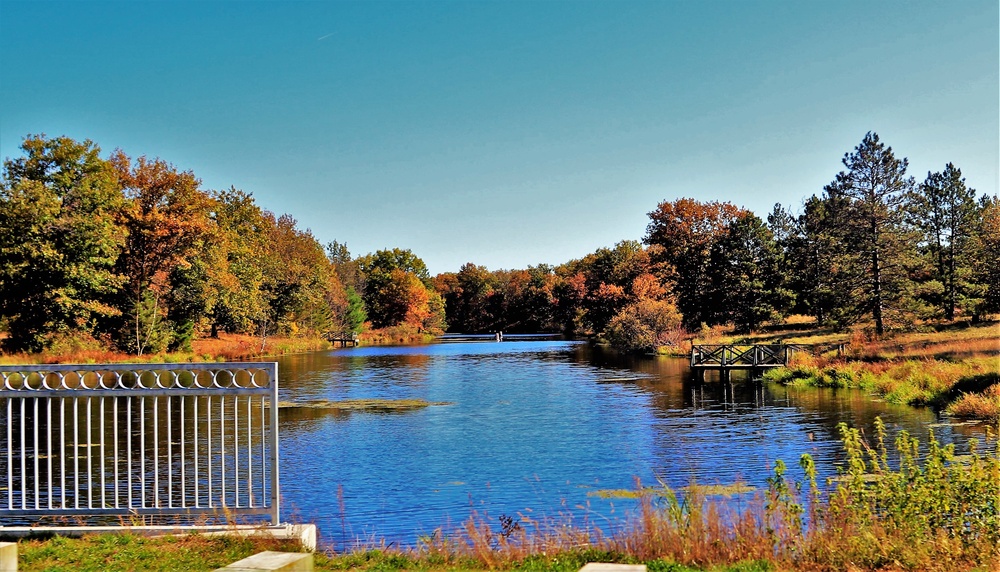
1;1;997;275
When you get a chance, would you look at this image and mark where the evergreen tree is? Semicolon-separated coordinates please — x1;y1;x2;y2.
973;196;1000;319
787;194;860;326
342;287;367;334
823;132;917;335
707;213;793;332
912;163;981;319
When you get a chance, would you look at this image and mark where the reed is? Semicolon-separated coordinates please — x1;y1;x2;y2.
412;418;999;571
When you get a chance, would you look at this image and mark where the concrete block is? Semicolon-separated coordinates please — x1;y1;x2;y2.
579;564;646;572
0;542;16;572
216;550;313;571
200;524;317;552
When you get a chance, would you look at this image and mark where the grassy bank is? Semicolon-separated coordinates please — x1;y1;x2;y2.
14;419;999;571
752;321;1000;421
678;318;1000;422
0;333;332;365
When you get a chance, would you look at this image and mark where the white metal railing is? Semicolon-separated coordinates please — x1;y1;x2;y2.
0;363;279;526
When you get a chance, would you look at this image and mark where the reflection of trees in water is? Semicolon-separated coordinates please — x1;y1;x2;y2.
277;351;433;401
567;343;989;472
278;406;423;426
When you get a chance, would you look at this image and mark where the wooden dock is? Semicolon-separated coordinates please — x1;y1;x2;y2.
690;344;794;380
326;332;359;347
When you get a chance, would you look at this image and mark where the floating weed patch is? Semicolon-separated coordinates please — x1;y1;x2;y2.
589;483;754;500
680;483;755;497
589;488;663;499
277;399;452;412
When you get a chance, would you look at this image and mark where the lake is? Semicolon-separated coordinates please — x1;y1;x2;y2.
274;340;987;550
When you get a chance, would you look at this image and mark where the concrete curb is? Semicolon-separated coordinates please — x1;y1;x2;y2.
0;524;317;552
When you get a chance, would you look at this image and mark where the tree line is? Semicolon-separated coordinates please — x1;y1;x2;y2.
0;135;444;354
2;132;997;355
428;132;999;347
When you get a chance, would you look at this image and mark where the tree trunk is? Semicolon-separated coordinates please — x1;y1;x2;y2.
872;221;884;336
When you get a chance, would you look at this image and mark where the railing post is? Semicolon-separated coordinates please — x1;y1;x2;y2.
269;362;280;526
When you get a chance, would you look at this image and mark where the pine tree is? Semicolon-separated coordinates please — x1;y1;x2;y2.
912;163;981;319
823;132;917;335
707;213;793;332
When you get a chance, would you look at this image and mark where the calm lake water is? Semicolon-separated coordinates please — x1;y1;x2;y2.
274;340;988;550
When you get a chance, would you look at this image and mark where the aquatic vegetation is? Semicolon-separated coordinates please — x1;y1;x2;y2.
590;483;754;500
277;398;452;412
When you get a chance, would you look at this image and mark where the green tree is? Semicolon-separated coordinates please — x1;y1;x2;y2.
973;196;1000;318
707;213;793;333
912;163;981;319
787;194;859;326
340;286;367;334
0;135;125;352
823;132;917;335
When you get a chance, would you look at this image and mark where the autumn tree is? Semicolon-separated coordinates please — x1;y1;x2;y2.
0;135;125;352
327;240;363;294
580;240;654;334
911;163;982;319
358;248;442;330
440;263;497;332
109;151;214;354
552;268;587;335
510;265;559;332
209;188;273;337
266;214;343;336
644;198;747;328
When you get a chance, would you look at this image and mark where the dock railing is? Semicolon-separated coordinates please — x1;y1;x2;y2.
690;344;791;369
0;362;279;526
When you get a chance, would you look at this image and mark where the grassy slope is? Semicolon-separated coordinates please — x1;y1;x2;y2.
694;318;1000;421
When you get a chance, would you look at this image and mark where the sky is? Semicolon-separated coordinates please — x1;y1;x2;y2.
1;1;997;275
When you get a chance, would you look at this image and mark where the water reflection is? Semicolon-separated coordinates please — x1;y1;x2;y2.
274;341;990;550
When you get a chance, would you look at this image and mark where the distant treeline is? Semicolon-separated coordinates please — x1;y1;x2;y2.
432;132;999;347
1;132;998;355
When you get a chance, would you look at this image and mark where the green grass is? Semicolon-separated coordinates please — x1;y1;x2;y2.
13;535;771;572
16;533;308;571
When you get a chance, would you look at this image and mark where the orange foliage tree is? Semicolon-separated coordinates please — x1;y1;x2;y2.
644;198;747;328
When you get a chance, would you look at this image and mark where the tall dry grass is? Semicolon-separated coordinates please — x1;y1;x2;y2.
0;332;331;365
400;419;999;572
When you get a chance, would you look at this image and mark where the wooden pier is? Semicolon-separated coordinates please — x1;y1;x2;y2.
326;332;359;347
690;344;794;380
